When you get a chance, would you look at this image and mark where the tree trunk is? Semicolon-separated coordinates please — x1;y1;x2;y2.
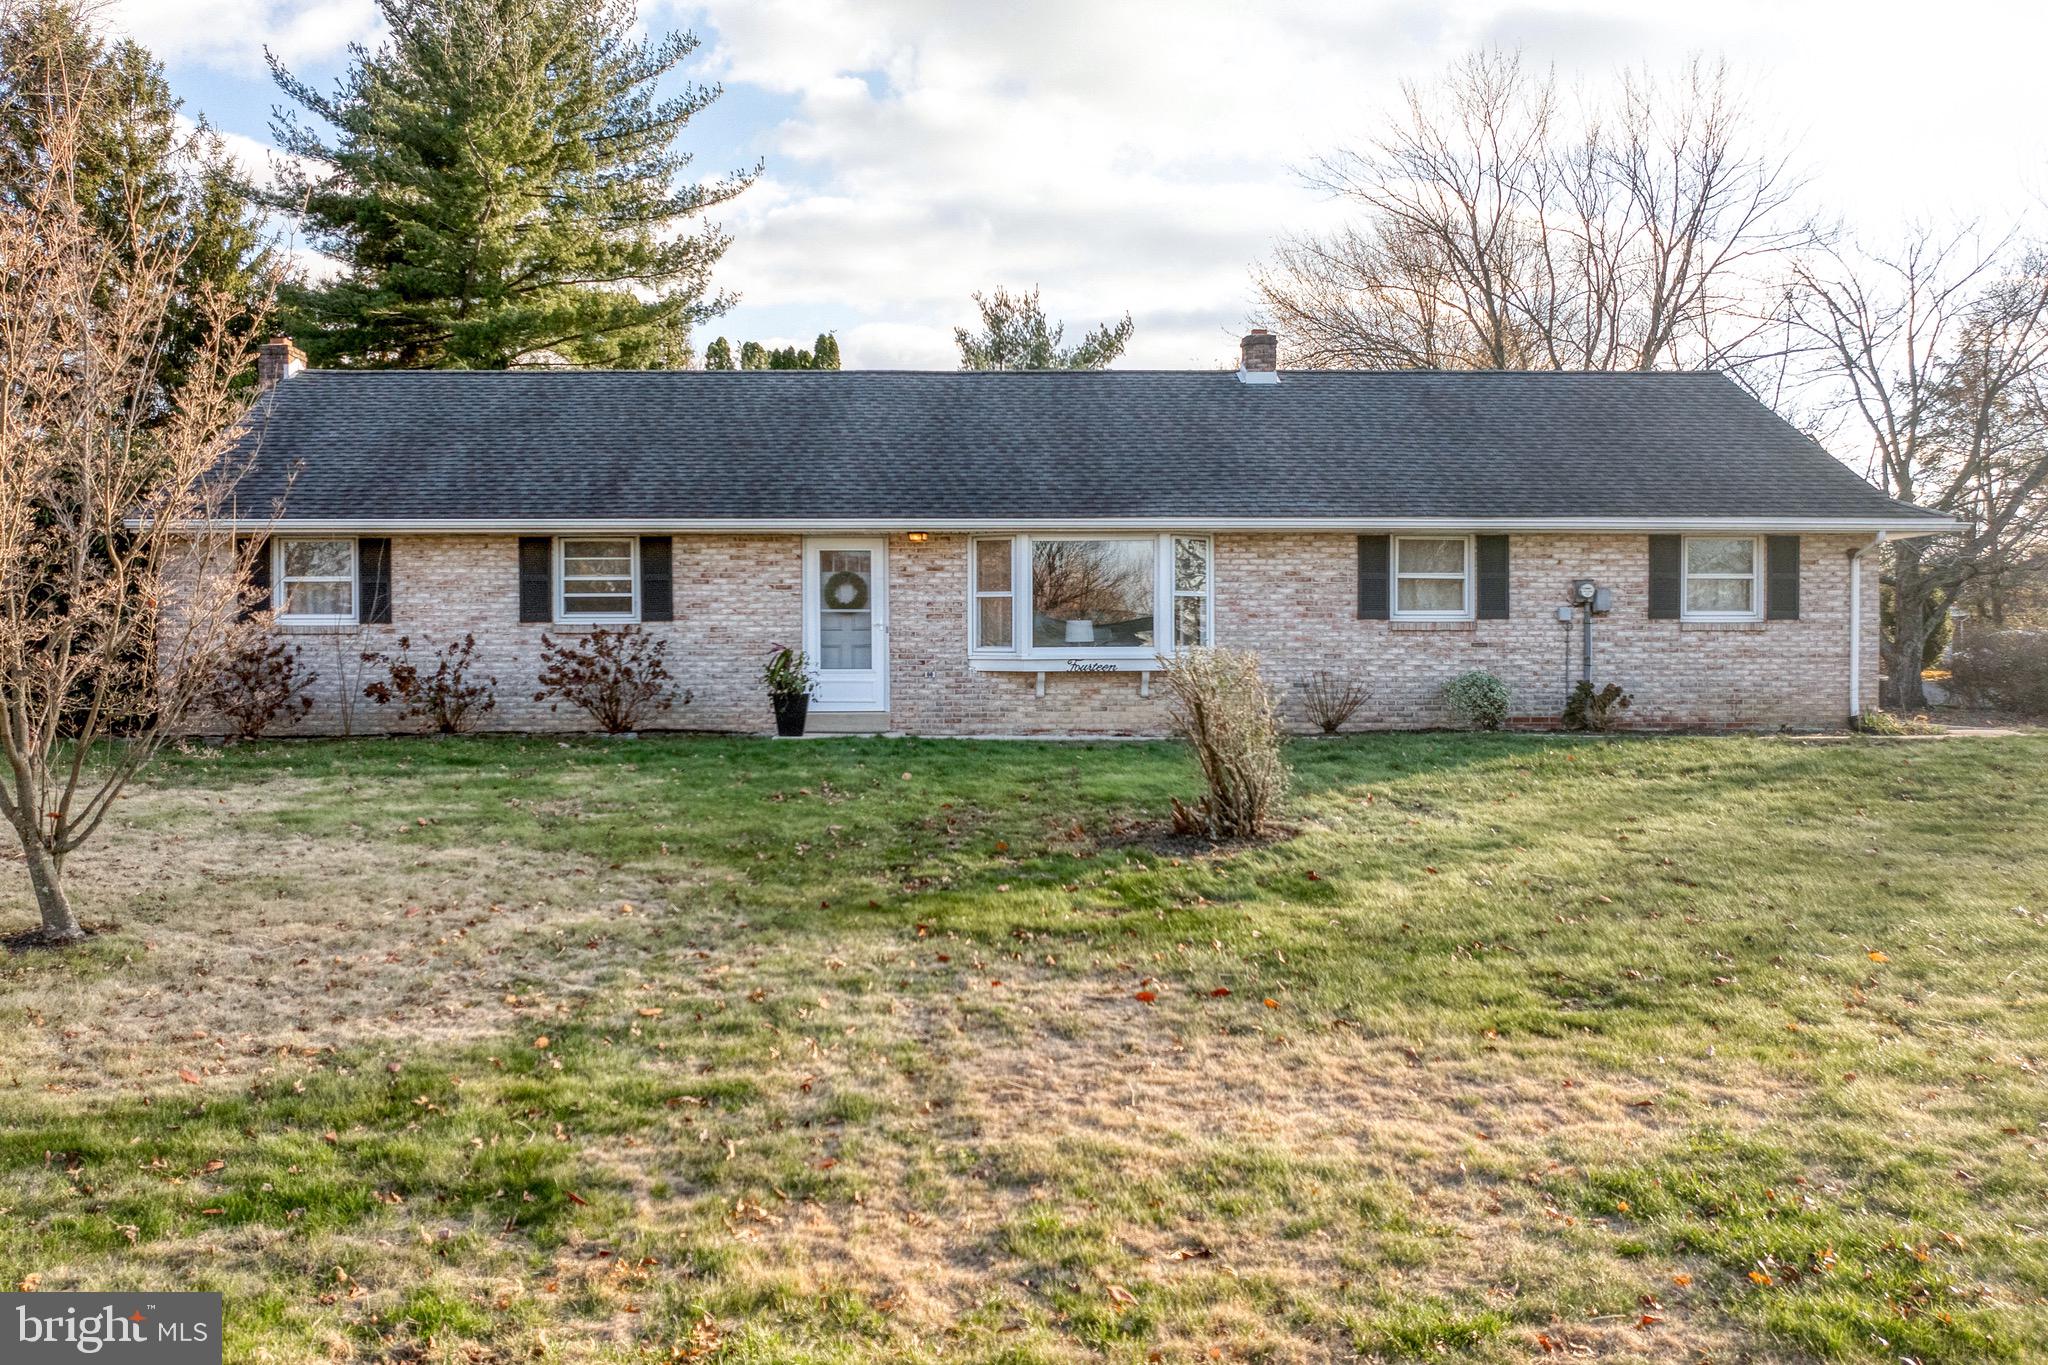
1888;544;1930;711
21;838;82;943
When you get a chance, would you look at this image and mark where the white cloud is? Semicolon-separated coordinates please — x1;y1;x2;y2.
108;0;381;73
100;0;2048;369
680;0;2048;368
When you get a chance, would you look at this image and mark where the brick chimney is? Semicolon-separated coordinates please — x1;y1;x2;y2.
257;335;306;390
1237;328;1279;383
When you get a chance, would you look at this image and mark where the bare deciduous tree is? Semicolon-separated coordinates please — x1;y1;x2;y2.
0;14;272;943
1792;228;2048;707
1257;50;1816;378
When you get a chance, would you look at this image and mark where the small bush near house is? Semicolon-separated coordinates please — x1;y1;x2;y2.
1441;670;1510;731
1947;630;2048;715
1852;709;1945;735
534;627;681;734
201;635;316;740
1158;646;1288;840
1562;679;1632;732
1300;670;1370;734
363;634;497;734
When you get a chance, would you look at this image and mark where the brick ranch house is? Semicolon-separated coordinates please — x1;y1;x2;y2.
200;331;1958;736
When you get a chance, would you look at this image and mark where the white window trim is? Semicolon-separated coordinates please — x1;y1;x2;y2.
555;535;639;625
1680;534;1763;622
965;533;1214;660
970;536;1018;652
1170;535;1214;650
273;536;359;625
1391;534;1475;622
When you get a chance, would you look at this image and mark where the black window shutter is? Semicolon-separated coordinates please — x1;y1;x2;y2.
1356;535;1390;620
1475;535;1510;619
1766;535;1801;620
241;536;271;621
518;537;553;623
358;537;393;624
639;535;673;622
1647;535;1682;620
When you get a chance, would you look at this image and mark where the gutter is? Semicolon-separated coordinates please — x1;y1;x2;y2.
159;514;1970;537
1849;532;1886;720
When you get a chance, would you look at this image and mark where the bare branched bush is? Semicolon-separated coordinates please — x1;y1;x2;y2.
0;19;276;941
1947;631;2048;715
1158;647;1288;840
534;628;682;734
201;634;316;740
1300;670;1370;734
362;634;497;734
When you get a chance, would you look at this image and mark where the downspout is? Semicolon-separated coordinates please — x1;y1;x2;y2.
1848;532;1885;721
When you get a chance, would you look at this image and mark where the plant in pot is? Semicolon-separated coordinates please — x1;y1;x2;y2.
762;646;816;736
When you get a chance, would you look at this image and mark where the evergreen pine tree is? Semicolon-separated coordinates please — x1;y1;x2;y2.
268;0;755;369
954;286;1133;370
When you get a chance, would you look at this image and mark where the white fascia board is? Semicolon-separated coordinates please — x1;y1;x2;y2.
175;514;1969;538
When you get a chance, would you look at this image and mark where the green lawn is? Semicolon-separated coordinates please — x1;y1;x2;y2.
1;732;2043;1362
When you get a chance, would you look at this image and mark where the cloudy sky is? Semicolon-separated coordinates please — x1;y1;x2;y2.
108;0;2048;370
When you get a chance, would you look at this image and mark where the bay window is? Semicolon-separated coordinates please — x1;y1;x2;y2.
1682;536;1760;620
969;533;1212;658
557;537;637;622
1393;536;1472;620
274;537;357;624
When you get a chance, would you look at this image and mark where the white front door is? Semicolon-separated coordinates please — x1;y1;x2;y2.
803;538;888;711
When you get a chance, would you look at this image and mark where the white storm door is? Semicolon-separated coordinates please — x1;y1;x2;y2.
803;539;888;711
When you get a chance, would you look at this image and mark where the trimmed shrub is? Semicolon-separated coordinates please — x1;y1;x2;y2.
363;634;497;734
1562;680;1632;732
1442;670;1510;731
1300;670;1370;735
202;635;316;740
1947;630;2048;715
1159;647;1288;840
534;627;682;734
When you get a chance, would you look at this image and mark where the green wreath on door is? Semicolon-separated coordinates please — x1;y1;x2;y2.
822;569;870;612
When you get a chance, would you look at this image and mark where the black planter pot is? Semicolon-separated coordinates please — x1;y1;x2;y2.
771;693;809;737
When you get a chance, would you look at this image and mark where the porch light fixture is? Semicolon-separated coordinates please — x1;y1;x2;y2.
905;531;931;543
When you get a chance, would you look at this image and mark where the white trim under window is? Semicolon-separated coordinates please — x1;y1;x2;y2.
1391;534;1473;621
273;536;358;624
556;535;638;624
1680;535;1762;621
966;532;1214;660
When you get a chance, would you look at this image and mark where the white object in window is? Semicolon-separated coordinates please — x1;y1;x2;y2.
1393;536;1472;619
275;537;357;623
557;537;637;622
1682;536;1760;619
972;537;1014;651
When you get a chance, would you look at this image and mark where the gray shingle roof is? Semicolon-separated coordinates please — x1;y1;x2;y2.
224;368;1952;528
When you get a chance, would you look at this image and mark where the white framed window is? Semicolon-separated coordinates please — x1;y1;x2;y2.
1171;536;1211;647
1682;536;1761;620
967;534;1214;658
971;537;1015;650
1392;535;1472;620
274;537;357;624
556;536;638;623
